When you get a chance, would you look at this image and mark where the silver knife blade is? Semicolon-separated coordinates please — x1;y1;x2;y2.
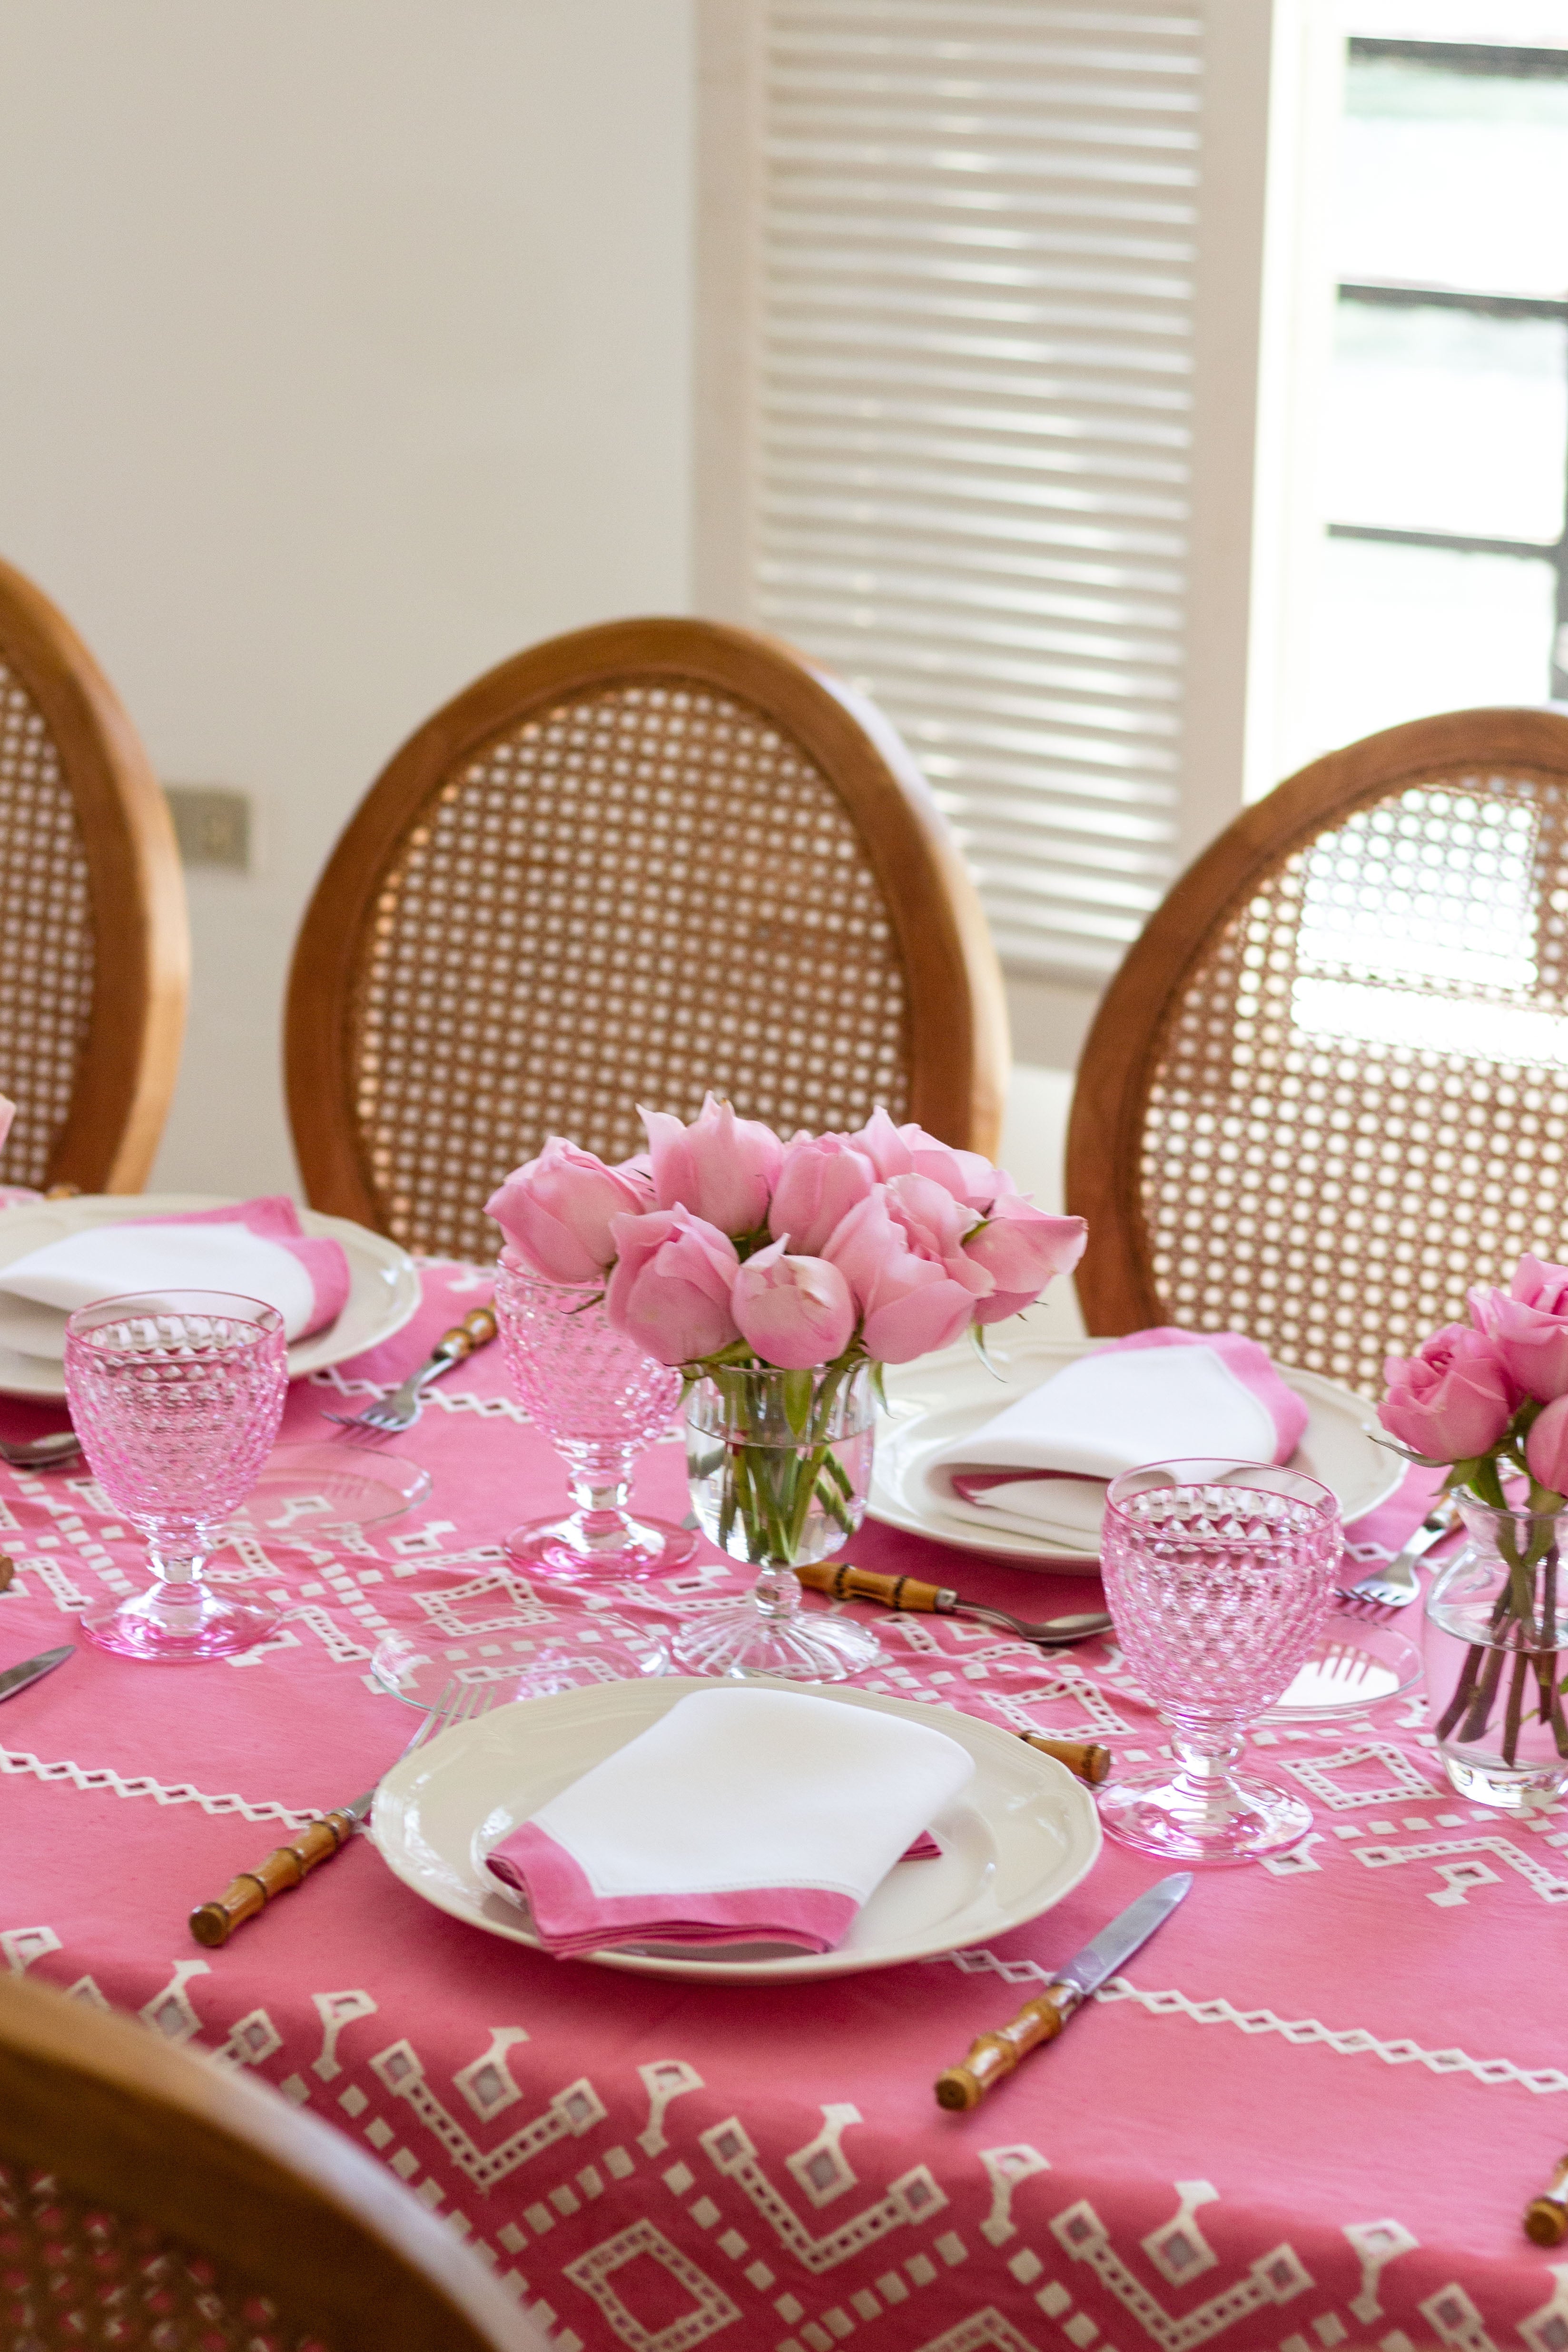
340;1788;377;1827
0;1643;74;1705
1053;1871;1193;2000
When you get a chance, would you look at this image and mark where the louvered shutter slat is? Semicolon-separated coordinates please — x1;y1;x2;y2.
757;0;1200;980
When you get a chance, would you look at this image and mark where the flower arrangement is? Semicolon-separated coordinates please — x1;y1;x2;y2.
487;1095;1086;1384
1381;1255;1568;1763
487;1096;1085;1677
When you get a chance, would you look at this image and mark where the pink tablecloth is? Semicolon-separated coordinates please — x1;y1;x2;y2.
4;1263;1568;2352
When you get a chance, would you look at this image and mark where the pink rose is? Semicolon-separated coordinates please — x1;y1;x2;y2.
1528;1393;1568;1498
965;1198;1088;1325
732;1237;856;1369
641;1094;783;1236
614;1151;657;1204
485;1138;646;1285
768;1133;877;1255
604;1206;741;1365
1380;1324;1516;1462
824;1187;991;1364
848;1107;1015;1214
1470;1257;1568;1402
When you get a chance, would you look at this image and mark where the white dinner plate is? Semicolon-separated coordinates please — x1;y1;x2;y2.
869;1333;1400;1571
371;1675;1102;1984
0;1194;419;1398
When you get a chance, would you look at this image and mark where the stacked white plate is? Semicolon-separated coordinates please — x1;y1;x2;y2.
869;1334;1401;1573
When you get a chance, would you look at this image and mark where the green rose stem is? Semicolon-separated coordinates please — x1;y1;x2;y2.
1429;1444;1568;1760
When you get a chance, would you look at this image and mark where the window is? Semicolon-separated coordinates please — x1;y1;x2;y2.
1302;15;1568;754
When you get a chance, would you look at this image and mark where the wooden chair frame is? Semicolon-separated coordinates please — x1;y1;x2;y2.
0;1972;540;2351
1067;706;1568;1336
0;556;188;1190
286;616;1009;1235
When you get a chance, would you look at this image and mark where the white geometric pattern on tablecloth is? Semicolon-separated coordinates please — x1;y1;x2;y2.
1051;2194;1311;2349
976;1667;1137;1741
139;1958;210;2044
976;2146;1049;2247
639;2060;704;2156
929;1956;1568;2098
455;2026;532;2121
1420;2279;1500;2349
786;2105;861;2206
1142;2181;1219;2287
1520;2265;1568;2352
1281;1743;1443;1811
700;2113;947;2272
0;1746;318;1825
311;1988;378;2081
562;2218;741;2352
309;1361;530;1421
213;2007;284;2069
2;1925;61;1974
1354;1832;1568;1905
370;2036;607;2189
401;1569;556;1635
1343;2219;1419;2323
906;2314;1041;2352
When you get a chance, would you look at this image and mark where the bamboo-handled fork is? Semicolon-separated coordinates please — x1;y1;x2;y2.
1335;1501;1457;1613
188;1680;495;1945
323;1307;498;1443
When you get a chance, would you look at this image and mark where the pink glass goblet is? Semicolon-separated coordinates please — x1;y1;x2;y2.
1098;1458;1341;1863
64;1291;289;1662
494;1250;697;1581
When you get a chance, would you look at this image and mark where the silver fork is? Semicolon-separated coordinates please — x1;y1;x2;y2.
1335;1502;1457;1613
323;1307;497;1443
400;1676;502;1749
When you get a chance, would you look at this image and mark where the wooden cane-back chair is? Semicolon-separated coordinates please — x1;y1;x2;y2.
1067;708;1568;1398
0;556;188;1192
286;617;1008;1262
0;1971;542;2352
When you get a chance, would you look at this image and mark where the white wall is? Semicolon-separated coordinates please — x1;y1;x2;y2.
0;0;693;1195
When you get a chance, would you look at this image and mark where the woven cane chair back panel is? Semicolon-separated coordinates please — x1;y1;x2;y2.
0;653;95;1190
1141;767;1568;1396
0;2159;329;2352
351;677;912;1263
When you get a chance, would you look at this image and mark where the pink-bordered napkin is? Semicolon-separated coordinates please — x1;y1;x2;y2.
483;1687;974;1957
0;1196;350;1357
924;1326;1310;1549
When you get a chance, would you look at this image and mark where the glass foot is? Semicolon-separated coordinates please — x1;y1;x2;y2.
232;1443;431;1537
1096;1763;1312;1865
671;1599;883;1683
506;1509;696;1582
371;1623;669;1710
79;1584;280;1663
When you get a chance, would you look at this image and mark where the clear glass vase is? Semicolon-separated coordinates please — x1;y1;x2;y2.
674;1362;882;1681
1424;1498;1568;1813
494;1251;696;1581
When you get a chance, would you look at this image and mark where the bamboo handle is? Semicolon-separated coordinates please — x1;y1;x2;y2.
189;1810;357;1947
1019;1732;1112;1786
935;1983;1079;2110
1524;2155;1568;2245
434;1306;498;1364
795;1561;951;1612
0;1552;13;1595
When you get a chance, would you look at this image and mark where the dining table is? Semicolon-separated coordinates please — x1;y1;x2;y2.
5;1253;1568;2352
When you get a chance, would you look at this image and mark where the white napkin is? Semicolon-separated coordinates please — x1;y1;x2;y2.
922;1328;1308;1549
0;1196;350;1359
484;1686;975;1955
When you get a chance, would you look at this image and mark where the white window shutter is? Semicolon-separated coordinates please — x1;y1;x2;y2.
698;0;1329;1027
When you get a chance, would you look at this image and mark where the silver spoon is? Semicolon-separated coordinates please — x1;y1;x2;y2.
0;1431;82;1470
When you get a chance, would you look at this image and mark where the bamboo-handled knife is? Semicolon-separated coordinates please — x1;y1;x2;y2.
0;1644;73;1704
189;1790;376;1946
936;1873;1192;2109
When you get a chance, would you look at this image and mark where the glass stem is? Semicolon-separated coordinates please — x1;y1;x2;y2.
1168;1715;1246;1813
752;1562;801;1623
562;1446;635;1548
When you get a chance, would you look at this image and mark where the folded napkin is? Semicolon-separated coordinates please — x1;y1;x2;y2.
923;1326;1309;1549
484;1686;975;1956
0;1196;350;1359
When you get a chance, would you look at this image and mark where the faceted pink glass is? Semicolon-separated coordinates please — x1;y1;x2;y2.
64;1291;289;1662
1098;1459;1340;1863
494;1251;696;1580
